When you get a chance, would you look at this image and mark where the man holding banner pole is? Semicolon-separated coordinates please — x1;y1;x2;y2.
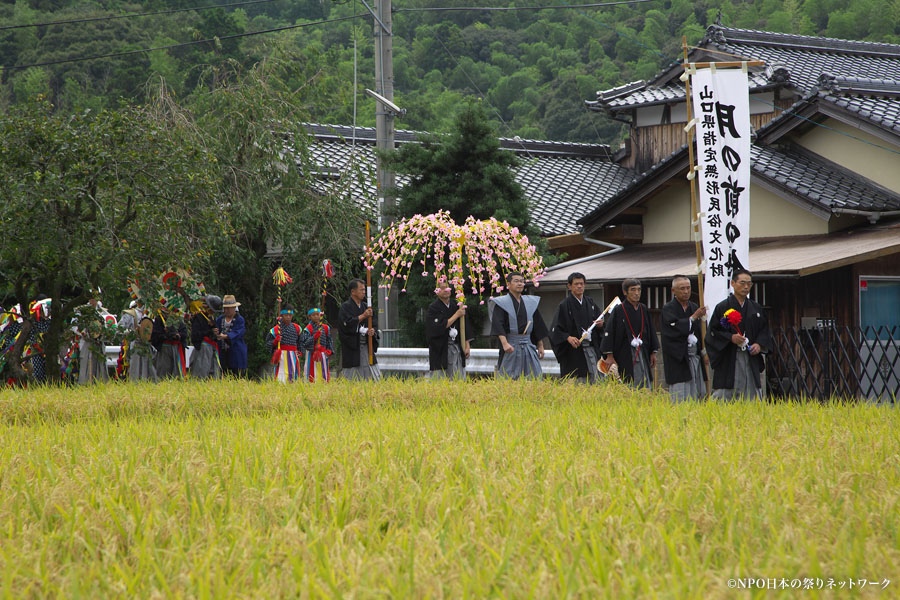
706;269;771;400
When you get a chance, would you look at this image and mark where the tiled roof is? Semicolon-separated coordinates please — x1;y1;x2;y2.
590;25;900;131
578;141;900;233
302;124;635;236
751;145;900;212
587;73;774;109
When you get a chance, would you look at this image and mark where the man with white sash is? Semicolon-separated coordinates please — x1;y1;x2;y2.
705;269;772;401
490;271;548;379
338;278;381;381
661;276;708;401
601;278;658;388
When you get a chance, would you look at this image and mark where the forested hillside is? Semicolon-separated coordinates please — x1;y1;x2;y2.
3;0;900;144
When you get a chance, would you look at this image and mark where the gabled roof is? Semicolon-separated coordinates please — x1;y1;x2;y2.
589;25;900;120
577;141;900;233
303;124;635;237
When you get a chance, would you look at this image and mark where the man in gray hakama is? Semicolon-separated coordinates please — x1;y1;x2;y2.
151;312;188;379
600;279;658;389
338;279;382;381
76;299;110;384
706;269;773;401
490;272;548;380
119;302;157;382
189;296;222;380
661;276;708;401
549;272;605;384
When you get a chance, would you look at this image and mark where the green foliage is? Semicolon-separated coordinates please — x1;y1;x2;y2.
6;0;898;144
0;97;221;381
154;51;372;373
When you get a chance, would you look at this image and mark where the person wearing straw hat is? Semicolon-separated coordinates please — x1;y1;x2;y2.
549;272;605;383
215;294;248;378
338;279;381;381
190;295;222;379
300;307;333;383
661;276;708;401
490;271;548;379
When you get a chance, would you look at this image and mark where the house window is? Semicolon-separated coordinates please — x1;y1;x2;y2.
859;277;900;340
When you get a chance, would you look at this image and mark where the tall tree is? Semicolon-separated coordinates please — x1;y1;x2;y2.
386;99;529;225
152;50;373;373
0;98;220;382
382;99;540;346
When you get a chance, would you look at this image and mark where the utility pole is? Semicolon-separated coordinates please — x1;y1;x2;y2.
365;0;399;343
372;0;394;227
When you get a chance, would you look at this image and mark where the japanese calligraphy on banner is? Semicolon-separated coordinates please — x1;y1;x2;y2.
690;67;751;320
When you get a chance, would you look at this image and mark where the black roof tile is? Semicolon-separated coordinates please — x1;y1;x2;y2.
303;124;635;237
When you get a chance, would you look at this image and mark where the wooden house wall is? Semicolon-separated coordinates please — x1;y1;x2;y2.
622;99;795;172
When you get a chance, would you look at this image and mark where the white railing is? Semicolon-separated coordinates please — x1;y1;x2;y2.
375;347;560;376
104;346;560;376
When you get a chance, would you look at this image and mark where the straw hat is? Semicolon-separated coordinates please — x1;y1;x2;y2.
222;294;241;308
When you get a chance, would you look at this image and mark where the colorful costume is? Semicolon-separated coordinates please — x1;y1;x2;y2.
267;320;303;383
299;310;333;383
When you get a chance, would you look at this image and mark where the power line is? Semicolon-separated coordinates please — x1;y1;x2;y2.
395;0;654;12
1;14;368;72
0;0;278;31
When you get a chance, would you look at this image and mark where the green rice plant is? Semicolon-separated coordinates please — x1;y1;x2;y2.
0;379;897;598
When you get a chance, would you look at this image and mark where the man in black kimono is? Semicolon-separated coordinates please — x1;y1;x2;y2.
661;275;708;401
600;278;658;388
549;272;605;383
705;269;772;400
338;278;381;381
490;271;548;379
425;279;472;380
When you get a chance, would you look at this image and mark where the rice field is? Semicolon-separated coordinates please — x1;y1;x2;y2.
0;379;898;598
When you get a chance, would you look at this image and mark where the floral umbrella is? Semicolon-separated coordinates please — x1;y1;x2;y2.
364;211;546;340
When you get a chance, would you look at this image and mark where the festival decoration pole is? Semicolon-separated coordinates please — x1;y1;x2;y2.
453;226;467;345
365;221;374;365
272;267;292;303
321;259;335;312
272;266;292;318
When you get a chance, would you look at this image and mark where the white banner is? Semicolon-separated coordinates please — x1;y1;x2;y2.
691;68;752;320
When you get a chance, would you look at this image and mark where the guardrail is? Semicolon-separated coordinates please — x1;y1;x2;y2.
375;347;560;376
104;346;560;376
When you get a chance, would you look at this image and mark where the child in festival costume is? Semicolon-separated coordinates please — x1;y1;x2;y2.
266;304;303;383
300;308;333;383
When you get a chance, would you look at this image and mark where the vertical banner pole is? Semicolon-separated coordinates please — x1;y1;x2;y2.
365;220;374;365
683;36;713;394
